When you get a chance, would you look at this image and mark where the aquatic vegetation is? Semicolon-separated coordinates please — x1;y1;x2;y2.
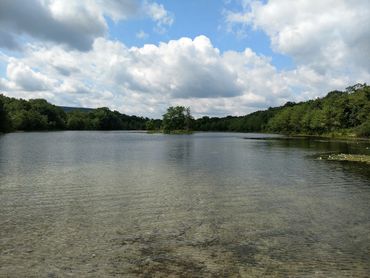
319;153;370;164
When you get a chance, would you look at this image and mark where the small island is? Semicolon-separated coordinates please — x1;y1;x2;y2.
147;106;194;134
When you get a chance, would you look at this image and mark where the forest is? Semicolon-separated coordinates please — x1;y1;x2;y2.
192;83;370;137
0;95;148;132
1;83;369;137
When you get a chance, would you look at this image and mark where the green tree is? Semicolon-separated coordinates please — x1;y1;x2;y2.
12;110;48;130
67;111;90;130
356;117;370;137
145;119;156;130
90;108;123;130
28;99;67;129
267;108;292;133
162;106;193;133
184;107;194;131
0;97;11;132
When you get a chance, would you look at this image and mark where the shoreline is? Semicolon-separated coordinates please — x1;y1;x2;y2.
2;129;370;141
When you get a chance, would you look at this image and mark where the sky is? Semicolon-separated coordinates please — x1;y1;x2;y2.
0;0;369;118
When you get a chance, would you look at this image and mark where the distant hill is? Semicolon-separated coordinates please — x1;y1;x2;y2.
59;106;95;113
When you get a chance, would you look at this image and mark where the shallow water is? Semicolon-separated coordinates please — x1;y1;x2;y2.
0;131;369;277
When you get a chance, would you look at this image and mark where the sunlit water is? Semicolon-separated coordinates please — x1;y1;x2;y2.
0;131;369;277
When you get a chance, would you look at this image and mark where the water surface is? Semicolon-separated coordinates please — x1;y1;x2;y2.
0;132;369;277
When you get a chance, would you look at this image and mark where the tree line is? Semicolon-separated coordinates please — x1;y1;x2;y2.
1;83;369;137
0;95;148;132
190;83;370;137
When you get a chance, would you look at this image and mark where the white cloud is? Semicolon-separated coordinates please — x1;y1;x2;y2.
225;0;370;73
144;1;174;33
0;0;109;51
136;30;149;39
1;32;369;118
0;36;297;117
93;0;140;22
0;0;173;51
6;59;56;91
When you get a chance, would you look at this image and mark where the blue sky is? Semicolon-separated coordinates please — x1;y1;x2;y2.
0;0;369;117
107;0;293;70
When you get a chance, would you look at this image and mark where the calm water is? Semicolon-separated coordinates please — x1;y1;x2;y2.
0;131;370;277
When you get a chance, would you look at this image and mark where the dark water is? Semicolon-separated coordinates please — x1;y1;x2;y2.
0;131;369;277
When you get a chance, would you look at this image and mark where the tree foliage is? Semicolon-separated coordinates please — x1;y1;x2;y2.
162;106;193;133
191;84;370;137
1;95;65;131
145;119;161;131
0;94;149;132
265;84;370;136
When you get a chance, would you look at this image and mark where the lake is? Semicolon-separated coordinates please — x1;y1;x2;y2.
0;131;369;277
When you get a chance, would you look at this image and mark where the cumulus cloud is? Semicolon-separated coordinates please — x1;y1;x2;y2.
225;0;370;73
94;0;140;22
123;36;243;98
143;1;174;33
1;36;302;117
0;0;108;51
5;32;361;118
6;59;57;91
0;0;172;51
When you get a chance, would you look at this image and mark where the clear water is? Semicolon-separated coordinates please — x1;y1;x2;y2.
0;131;369;277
